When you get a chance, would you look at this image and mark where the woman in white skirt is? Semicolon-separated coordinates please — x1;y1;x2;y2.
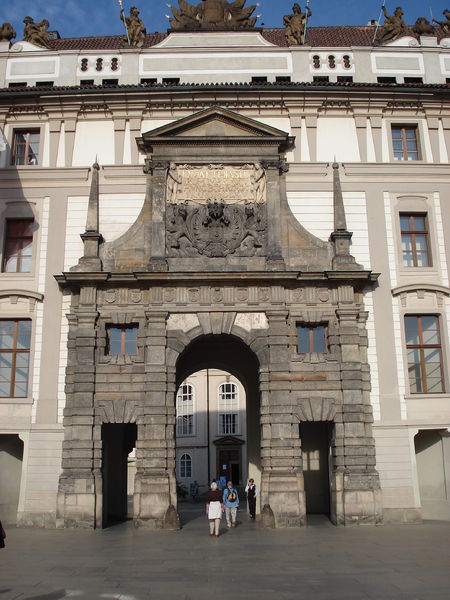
206;481;224;537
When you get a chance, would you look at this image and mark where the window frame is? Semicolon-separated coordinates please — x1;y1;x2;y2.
179;453;192;479
405;314;445;394
176;383;195;437
11;128;41;166
106;324;138;356
2;218;34;274
297;323;329;354
0;318;32;398
218;381;239;435
391;124;421;162
399;212;432;268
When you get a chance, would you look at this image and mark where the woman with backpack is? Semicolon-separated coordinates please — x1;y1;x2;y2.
223;480;239;528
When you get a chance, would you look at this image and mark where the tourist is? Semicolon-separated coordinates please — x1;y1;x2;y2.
206;481;223;537
245;478;257;520
0;519;5;549
223;480;239;528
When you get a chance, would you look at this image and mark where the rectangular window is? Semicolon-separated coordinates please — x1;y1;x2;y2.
405;315;445;393
220;413;238;435
297;324;328;353
218;382;239;435
377;76;397;84
11;129;40;166
392;125;420;161
176;384;194;436
2;219;34;273
0;319;31;397
106;325;138;355
400;213;431;267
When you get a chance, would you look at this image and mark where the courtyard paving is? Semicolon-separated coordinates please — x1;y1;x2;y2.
0;506;449;600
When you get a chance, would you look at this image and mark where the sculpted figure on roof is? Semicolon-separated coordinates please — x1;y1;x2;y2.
0;23;16;43
378;6;408;44
433;9;450;34
121;5;146;47
168;0;258;31
23;16;52;48
412;17;435;36
283;3;312;46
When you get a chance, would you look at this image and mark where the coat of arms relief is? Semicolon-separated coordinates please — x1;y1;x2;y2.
165;163;267;258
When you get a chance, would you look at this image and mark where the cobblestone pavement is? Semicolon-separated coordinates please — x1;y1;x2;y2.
1;506;449;600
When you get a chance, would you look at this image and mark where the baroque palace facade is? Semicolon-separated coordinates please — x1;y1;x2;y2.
0;1;450;528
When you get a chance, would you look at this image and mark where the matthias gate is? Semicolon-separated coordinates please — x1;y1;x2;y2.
56;107;382;528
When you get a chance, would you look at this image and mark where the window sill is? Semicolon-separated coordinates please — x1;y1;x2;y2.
0;397;33;404
405;393;450;400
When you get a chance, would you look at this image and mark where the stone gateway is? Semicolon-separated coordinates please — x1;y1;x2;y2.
56;107;382;528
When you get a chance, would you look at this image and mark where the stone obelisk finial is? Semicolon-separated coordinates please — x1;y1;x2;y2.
71;162;103;271
330;162;358;270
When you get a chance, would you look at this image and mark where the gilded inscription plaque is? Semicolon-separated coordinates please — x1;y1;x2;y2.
167;163;265;204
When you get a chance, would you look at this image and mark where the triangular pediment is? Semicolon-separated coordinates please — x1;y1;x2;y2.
138;106;294;151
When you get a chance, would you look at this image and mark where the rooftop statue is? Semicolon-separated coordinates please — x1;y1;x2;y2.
378;6;407;44
121;5;146;47
283;3;311;46
23;16;52;48
167;0;259;31
433;9;450;34
413;17;435;36
0;22;16;42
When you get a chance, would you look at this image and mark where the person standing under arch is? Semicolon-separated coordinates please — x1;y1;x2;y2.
245;478;257;520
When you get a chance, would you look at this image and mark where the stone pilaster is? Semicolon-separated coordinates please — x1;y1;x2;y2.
264;162;286;270
333;307;382;525
261;311;305;527
56;286;101;528
134;311;178;528
146;161;169;271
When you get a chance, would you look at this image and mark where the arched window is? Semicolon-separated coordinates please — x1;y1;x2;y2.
176;383;194;436
218;382;239;435
180;453;192;478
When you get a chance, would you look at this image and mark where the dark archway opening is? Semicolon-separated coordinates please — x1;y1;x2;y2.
175;334;260;525
300;422;332;518
102;423;137;527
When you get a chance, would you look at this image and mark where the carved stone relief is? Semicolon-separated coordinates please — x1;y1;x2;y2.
167;199;266;258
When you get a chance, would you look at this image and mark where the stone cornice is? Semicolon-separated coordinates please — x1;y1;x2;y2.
392;283;450;296
0;289;44;301
55;269;379;287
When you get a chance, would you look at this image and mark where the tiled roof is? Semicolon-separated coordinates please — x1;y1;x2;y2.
38;25;446;51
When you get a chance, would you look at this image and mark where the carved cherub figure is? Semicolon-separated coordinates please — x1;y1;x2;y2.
0;22;16;42
121;5;146;47
167;163;182;203
283;3;312;46
23;16;51;48
433;9;450;34
378;6;408;44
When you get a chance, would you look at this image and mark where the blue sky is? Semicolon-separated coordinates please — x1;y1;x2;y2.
1;1;449;39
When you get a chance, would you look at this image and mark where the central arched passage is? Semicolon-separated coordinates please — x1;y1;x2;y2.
175;334;261;521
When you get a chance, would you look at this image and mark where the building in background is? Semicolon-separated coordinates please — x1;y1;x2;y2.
0;2;449;528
